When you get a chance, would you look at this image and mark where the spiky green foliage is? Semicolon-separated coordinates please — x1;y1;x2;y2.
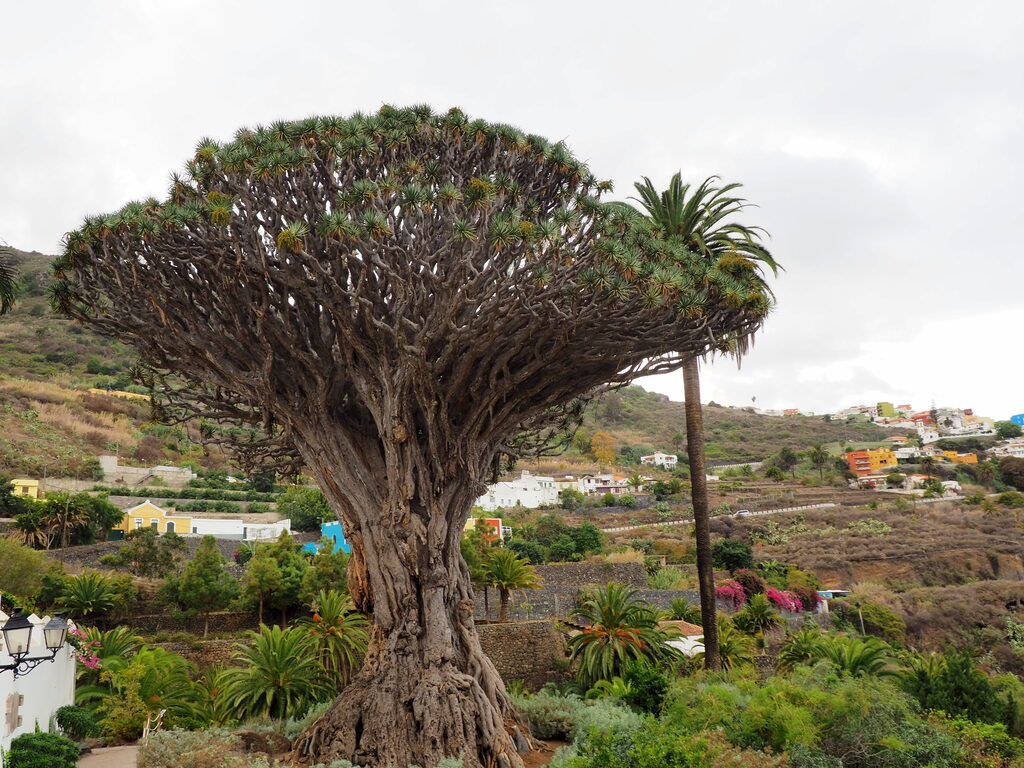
226;624;331;720
52;106;774;473
776;626;826;672
57;570;118;617
298;589;370;688
811;635;897;677
0;246;18;315
568;582;680;687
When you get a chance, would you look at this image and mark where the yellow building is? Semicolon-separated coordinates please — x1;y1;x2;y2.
115;501;191;535
9;478;40;499
942;451;978;465
845;448;898;475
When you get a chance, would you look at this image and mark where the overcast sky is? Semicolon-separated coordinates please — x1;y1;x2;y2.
2;1;1022;419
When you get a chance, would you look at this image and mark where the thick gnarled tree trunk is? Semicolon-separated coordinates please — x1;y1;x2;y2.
291;441;525;768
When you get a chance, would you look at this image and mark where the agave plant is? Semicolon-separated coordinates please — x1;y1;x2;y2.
226;624;331;720
298;589;369;689
568;582;679;687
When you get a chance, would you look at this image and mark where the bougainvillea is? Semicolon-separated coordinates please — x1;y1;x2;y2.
765;587;802;613
716;580;747;608
68;626;101;670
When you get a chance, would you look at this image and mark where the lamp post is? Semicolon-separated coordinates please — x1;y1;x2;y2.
0;610;70;679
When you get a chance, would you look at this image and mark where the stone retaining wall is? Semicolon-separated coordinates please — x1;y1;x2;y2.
477;620;570;691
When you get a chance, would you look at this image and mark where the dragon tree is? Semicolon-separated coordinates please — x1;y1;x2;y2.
52;105;775;767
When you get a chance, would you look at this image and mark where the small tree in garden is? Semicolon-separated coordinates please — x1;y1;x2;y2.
243;549;282;625
171;536;237;636
484;548;541;622
52;107;773;767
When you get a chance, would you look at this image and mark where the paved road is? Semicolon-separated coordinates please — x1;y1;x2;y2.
78;746;138;768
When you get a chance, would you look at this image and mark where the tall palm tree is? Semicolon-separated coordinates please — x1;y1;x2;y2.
626;173;779;670
807;443;831;481
0;247;18;315
484;548;541;623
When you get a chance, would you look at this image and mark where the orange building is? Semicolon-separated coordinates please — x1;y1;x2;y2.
846;448;898;475
942;451;978;464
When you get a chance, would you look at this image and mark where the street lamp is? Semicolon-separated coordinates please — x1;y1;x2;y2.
0;610;70;679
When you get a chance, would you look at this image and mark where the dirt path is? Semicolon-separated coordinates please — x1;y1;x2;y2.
78;745;138;768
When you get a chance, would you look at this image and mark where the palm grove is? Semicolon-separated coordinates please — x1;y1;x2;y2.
51;106;775;767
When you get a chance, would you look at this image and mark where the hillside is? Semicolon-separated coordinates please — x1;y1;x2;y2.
579;384;892;464
1;247;891;477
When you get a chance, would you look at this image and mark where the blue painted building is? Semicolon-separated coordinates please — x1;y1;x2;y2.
302;520;351;555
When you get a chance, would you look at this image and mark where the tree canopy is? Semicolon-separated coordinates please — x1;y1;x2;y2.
52;105;777;768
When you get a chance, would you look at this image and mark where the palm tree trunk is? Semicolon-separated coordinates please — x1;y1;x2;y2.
258;597;264;625
499;589;510;623
683;358;720;670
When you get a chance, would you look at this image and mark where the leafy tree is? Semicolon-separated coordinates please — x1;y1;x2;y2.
899;649;1012;726
590;432;617;465
504;537;544;565
300;543;351;605
98;527;185;577
96;648;200;739
711;538;754;572
618;493;637;508
258;532;310;624
0;537;47;600
249;469;277;492
548;534;580;562
568;582;680;686
601;492;617;507
0;478;35;517
807;443;830;481
298;589;370;688
227;625;330;721
996;421;1024;439
243;549;282;624
765;465;785;482
485;548;541;622
774;447;799;478
276;486;331;533
169;536;237;636
1001;457;1024;492
886;472;906;488
53;107;773;768
558;487;584;509
622;662;670;715
570;521;604;554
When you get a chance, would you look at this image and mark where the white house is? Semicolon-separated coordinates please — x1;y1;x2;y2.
640;451;678;470
0;612;76;753
189;517;292;541
475;471;558;511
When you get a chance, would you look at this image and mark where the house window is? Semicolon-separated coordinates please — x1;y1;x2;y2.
192;526;198;533
165;521;175;533
134;518;143;529
150;519;159;530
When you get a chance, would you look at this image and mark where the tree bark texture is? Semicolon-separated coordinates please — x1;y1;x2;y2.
683;358;720;670
291;437;524;768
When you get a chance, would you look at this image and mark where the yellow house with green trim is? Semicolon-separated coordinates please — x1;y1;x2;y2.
10;478;40;499
116;500;191;535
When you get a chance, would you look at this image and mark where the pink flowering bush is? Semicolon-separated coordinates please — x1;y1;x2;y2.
716;580;747;608
68;627;101;670
765;588;802;613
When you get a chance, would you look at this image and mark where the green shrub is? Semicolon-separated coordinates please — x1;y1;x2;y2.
137;729;271;768
6;730;79;768
513;692;586;739
54;704;100;740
